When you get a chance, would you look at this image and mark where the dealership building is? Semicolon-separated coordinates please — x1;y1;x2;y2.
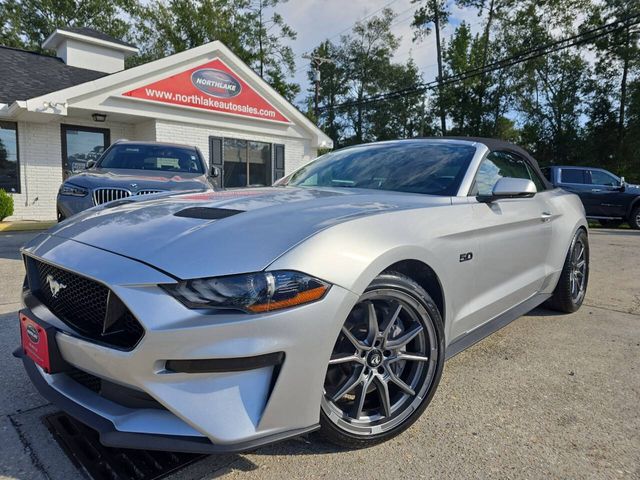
0;27;332;220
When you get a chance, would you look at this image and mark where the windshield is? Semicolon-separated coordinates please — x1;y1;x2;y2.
280;142;477;196
97;144;204;174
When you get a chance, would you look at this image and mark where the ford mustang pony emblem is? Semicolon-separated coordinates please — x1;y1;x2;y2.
46;274;67;298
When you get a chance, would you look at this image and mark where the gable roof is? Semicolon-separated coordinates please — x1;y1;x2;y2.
56;27;137;49
0;46;107;104
1;40;332;148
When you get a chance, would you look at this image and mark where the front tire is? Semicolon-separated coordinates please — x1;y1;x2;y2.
546;229;589;313
319;272;445;448
629;205;640;230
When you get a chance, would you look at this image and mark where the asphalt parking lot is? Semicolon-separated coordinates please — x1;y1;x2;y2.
0;229;638;480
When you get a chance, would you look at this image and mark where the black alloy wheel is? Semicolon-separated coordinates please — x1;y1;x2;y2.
320;272;444;448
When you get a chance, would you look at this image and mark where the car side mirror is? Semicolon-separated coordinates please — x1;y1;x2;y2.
478;178;537;202
85;160;96;169
619;176;626;191
209;166;221;178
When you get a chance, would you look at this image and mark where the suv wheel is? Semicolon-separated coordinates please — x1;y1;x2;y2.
629;205;640;230
319;272;444;448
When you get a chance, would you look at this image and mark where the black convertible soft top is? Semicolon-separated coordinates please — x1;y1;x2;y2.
433;136;554;190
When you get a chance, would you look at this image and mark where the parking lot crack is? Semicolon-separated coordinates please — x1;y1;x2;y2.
7;413;52;479
584;303;640;317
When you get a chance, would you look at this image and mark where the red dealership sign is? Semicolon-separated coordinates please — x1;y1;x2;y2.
123;58;290;123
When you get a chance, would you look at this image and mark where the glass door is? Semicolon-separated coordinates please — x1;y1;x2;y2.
61;125;110;179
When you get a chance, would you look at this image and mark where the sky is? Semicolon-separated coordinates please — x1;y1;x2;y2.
278;0;486;106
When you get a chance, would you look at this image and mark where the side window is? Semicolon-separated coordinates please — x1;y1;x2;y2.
541;167;551;181
560;169;587;184
524;162;546;192
589;170;618;186
472;151;534;196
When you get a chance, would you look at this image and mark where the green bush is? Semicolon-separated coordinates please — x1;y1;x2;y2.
0;189;14;221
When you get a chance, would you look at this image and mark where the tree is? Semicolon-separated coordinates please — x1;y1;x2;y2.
456;0;514;134
586;0;640;176
411;0;449;134
581;65;620;172
0;0;137;52
368;59;425;140
305;41;347;142
625;79;640;182
246;0;297;97
440;22;478;134
134;0;299;100
340;8;400;144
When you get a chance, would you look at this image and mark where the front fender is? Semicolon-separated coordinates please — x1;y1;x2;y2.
267;205;475;343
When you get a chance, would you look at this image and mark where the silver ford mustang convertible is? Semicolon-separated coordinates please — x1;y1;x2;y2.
17;138;589;453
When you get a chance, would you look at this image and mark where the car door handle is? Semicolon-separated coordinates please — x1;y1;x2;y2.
591;188;602;192
541;212;553;222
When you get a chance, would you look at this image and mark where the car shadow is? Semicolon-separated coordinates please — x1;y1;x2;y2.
525;306;564;317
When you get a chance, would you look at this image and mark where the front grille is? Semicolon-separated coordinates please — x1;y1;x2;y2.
92;187;131;205
93;188;164;205
30;259;144;349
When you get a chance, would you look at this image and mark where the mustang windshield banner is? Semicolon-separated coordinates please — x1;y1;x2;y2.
123;58;290;123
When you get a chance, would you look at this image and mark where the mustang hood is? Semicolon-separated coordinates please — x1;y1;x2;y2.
39;187;450;280
65;168;210;192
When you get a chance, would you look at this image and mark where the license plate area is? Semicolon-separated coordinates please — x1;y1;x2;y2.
19;310;69;374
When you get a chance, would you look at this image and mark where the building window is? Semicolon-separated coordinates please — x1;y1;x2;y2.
223;139;272;188
61;124;110;179
0;122;19;193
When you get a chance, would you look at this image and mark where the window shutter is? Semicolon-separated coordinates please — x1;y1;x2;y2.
274;144;285;181
209;136;223;188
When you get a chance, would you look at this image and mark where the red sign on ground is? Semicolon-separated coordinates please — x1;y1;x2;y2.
123;58;290;123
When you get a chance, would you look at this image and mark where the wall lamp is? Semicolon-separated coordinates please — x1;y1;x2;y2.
92;113;107;122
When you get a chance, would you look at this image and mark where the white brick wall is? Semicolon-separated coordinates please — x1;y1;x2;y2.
6;117;319;221
133;120;156;141
154;119;316;175
8;117;133;221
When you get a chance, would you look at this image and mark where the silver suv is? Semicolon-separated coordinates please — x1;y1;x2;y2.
56;140;214;220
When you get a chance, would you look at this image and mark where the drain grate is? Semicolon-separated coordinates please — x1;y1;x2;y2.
44;412;206;480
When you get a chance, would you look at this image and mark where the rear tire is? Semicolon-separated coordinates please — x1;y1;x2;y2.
545;229;589;313
629;205;640;230
319;272;445;449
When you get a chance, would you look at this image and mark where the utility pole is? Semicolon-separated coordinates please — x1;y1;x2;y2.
433;2;446;135
303;54;334;122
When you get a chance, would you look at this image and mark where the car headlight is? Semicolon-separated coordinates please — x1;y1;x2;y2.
59;183;88;197
162;271;330;313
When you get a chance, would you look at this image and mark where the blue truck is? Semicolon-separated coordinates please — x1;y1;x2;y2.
542;166;640;229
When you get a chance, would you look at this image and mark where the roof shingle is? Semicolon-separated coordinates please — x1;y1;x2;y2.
0;46;107;104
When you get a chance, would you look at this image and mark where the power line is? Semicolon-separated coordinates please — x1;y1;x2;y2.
293;0;400;74
318;12;640;113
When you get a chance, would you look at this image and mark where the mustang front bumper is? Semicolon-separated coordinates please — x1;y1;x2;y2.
19;234;358;452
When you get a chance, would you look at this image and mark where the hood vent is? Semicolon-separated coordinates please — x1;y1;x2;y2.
174;207;244;220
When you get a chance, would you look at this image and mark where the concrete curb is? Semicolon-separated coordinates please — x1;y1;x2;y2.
0;221;56;232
